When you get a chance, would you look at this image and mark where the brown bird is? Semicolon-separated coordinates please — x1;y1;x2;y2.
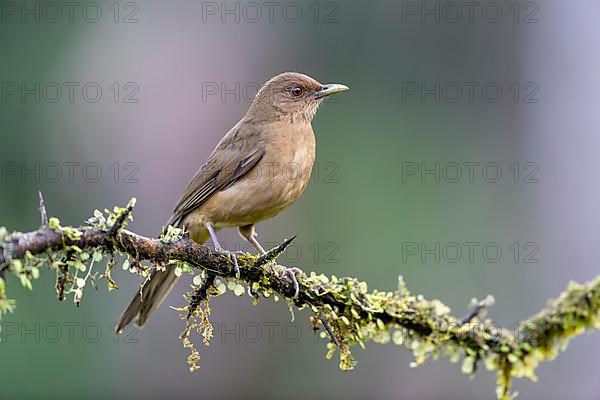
116;72;348;333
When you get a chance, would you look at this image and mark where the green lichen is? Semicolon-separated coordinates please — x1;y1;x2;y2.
488;277;600;399
0;276;16;317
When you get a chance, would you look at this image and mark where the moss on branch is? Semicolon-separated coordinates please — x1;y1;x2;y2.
0;199;599;399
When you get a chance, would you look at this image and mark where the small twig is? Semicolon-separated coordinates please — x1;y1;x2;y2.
319;312;341;347
461;295;496;324
38;191;48;228
56;250;73;302
109;198;136;238
254;235;296;268
187;272;216;320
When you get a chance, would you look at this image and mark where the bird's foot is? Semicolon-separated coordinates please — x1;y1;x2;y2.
214;246;242;278
274;265;302;298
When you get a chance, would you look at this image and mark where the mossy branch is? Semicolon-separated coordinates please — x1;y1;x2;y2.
0;199;599;400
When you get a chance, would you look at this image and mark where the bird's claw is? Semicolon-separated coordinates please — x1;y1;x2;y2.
275;265;302;298
231;253;240;278
215;247;241;278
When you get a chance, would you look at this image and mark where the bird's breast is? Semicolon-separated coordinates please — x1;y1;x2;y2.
198;123;316;227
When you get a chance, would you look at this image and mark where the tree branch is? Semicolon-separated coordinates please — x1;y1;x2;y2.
0;199;598;400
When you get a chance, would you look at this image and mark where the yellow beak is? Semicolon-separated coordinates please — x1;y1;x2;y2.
314;83;350;99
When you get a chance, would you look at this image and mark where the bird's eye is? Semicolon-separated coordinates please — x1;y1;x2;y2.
289;86;303;97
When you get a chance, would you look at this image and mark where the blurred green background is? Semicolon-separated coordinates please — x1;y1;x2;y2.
1;0;599;398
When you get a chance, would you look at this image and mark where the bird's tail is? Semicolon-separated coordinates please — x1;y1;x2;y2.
115;214;186;334
115;267;179;333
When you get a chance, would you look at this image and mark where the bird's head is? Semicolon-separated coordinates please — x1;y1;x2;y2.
248;72;349;123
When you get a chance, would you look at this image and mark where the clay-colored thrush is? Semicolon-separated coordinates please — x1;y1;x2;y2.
116;72;348;333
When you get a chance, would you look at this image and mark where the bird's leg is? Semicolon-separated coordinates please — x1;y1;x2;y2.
238;225;302;298
238;224;266;255
207;222;240;278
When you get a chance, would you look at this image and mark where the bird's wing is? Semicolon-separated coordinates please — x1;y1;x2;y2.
169;123;265;225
